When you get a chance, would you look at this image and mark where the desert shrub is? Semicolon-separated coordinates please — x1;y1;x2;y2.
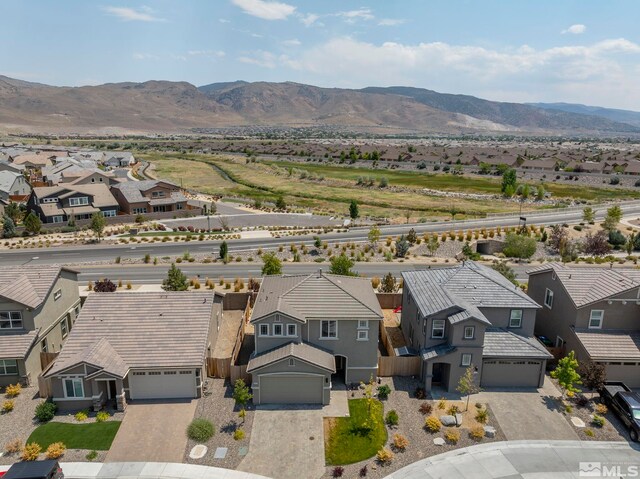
233;428;245;441
4;439;22;454
565;404;573;414
45;442;66;459
425;416;442;432
385;410;399;427
96;411;110;422
595;403;608;415
437;398;446;410
371;277;381;289
574;395;589;408
377;384;391;400
447;404;460;415
592;414;605;427
74;410;88;422
376;447;394;465
444;428;460;444
584;428;595;437
35;401;57;422
2;400;15;413
475;408;489;424
392;433;409;451
419;402;433;415
414;387;426;399
332;466;344;477
5;383;21;398
359;465;368;477
22;442;41;461
86;450;98;461
470;425;485;440
187;418;215;441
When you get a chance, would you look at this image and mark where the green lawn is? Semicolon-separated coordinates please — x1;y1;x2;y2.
325;399;387;465
27;421;121;450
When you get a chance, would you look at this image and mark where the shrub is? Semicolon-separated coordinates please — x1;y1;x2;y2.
5;383;21;398
392;433;409;451
592;414;605;427
565;405;573;414
187;418;215;441
74;410;88;422
447;404;460;415
4;439;22;454
419;402;433;415
376;447;394;465
584;428;595;437
45;442;66;459
385;410;399;427
475;408;489;424
445;428;460;444
35;401;57;422
96;411;110;422
575;395;589;408
377;384;391;400
332;466;344;478
425;416;442;432
359;465;368;477
470;425;485;440
233;428;245;441
595;403;608;415
22;442;41;461
2;399;15;413
414;387;426;399
437;398;446;410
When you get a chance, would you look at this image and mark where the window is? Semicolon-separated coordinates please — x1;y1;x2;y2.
60;318;68;339
463;326;475;339
54;289;62;301
42;197;58;203
0;311;23;329
357;320;369;329
273;323;283;336
259;324;269;336
431;319;445;339
41;338;48;353
176;203;183;210
0;359;18;375
287;324;297;336
69;196;89;206
357;330;369;341
51;216;64;224
163;371;176;375
321;320;337;339
151;191;165;198
133;372;146;376
461;353;472;367
179;370;192;375
509;310;523;328
148;371;161;375
64;378;84;398
132;207;147;214
589;310;604;329
74;305;81;317
101;210;116;217
544;288;554;308
288;358;295;367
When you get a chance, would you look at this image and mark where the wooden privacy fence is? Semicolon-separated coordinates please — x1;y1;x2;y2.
379;322;396;357
377;356;421;377
37;375;52;398
206;296;251;379
206;358;230;378
40;352;59;370
230;365;251;383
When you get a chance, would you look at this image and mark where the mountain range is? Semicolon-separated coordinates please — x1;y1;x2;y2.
0;75;638;136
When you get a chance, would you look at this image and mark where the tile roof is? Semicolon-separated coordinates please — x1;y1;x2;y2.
110;180;179;204
0;330;39;359
32;183;119;216
482;328;553;359
251;271;383;322
46;292;215;376
0;265;75;308
421;344;456;361
13;153;52;166
0;170;22;194
247;341;336;372
573;329;640;361
527;263;640;307
65;338;129;378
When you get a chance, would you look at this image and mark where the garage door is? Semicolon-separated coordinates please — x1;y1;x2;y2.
259;374;323;404
603;363;640;388
481;360;542;388
128;370;196;400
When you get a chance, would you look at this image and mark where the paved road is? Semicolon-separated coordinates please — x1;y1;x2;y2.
3;201;640;266
164;212;346;230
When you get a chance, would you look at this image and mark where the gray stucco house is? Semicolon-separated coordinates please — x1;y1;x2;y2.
528;263;640;387
44;291;220;411
401;262;551;393
0;265;80;388
247;271;383;405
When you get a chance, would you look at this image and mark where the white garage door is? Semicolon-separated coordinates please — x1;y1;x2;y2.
259;374;323;404
481;360;543;388
128;370;196;400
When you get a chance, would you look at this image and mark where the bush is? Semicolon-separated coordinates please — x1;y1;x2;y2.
503;233;537;259
45;442;66;459
444;428;460;444
425;416;442;432
470;424;485;440
332;466;344;477
447;404;460;415
2;400;15;413
96;411;110;422
475;408;489;424
437;398;447;410
414;387;426;399
377;384;391;400
187;418;214;441
359;465;368;477
392;433;409;451
4;439;22;454
5;383;21;398
584;428;595;437
592;414;605;427
22;442;41;461
74;410;88;422
376;447;394;465
575;395;589;408
385;410;399;427
419;402;433;415
35;401;57;422
233;428;245;441
86;450;98;461
595;403;608;415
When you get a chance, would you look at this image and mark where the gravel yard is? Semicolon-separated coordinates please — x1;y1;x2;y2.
561;394;630;442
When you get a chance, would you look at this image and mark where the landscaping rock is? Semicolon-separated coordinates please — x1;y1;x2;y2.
189;445;207;460
484;426;496;438
433;437;445;446
455;413;463;426
440;415;457;426
571;417;586;428
213;447;228;459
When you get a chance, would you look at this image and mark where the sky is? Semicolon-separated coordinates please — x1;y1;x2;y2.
1;1;640;110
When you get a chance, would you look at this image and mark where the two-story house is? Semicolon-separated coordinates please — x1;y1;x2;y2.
27;184;119;224
247;271;383;405
0;170;31;201
110;180;187;215
528;263;640;387
401;262;551;393
0;265;80;387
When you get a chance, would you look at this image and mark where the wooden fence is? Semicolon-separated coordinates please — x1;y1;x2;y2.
377;356;421;377
206;296;251;379
379;322;396;357
37;375;52;398
40;352;59;370
230;365;251;383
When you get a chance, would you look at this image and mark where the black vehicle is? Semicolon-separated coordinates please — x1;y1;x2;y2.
599;381;640;442
2;460;63;479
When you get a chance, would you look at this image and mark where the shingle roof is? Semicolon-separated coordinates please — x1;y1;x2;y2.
110;180;179;204
247;342;336;372
251;271;383;322
0;330;39;359
0;265;76;308
482;328;553;358
46;292;215;376
573;329;640;361
527;263;640;307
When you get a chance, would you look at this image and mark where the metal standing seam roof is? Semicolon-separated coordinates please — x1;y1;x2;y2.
0;265;76;309
251;272;383;323
0;330;39;359
482;328;553;359
527;263;640;307
247;341;336;373
46;292;215;377
573;329;640;361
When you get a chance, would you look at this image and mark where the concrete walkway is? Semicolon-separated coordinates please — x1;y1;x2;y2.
384;440;640;479
49;462;268;479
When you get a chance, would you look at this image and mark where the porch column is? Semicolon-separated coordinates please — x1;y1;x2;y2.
115;378;127;412
424;361;434;392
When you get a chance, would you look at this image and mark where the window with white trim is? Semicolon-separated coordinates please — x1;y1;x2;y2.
54;289;62;301
273;323;283;336
64;378;84;398
321;320;337;339
151;191;165;198
544;288;554;308
259;324;269;336
0;359;18;375
431;319;445;339
357;320;369;329
463;326;475;339
287;324;297;336
288;358;295;367
52;216;64;224
461;353;472;367
357;330;369;341
101;210;116;217
69;196;89;206
509;310;523;328
132;207;147;214
0;311;23;329
589;310;604;329
60;317;68;339
41;338;48;353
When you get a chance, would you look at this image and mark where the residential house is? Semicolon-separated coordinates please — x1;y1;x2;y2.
44;292;219;411
527;263;640;387
401;262;551;393
12;153;55;169
0;159;25;175
0;170;31;201
247;271;383;405
0;265;80;387
27;183;119;224
103;152;135;168
0;198;7;217
521;158;558;171
110;180;187;215
61;170;119;187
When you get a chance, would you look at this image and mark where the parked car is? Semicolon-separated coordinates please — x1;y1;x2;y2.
599;381;640;442
2;460;63;479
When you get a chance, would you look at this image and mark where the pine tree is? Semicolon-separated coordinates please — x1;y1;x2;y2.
162;263;188;291
24;212;41;235
349;200;359;220
2;215;16;238
219;241;228;260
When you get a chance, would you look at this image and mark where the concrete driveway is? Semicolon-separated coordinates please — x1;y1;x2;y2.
477;377;578;441
106;400;197;463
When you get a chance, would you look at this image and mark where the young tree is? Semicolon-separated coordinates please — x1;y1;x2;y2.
548;224;568;252
406;228;417;245
603;205;622;231
261;252;282;276
579;362;607;394
275;195;286;210
456;365;481;411
23;212;41;235
329;253;357;276
626;233;636;255
368;225;381;245
583;231;611;256
90;212;106;242
426;235;439;256
93;279;117;292
2;215;16;238
535;184;546;201
219;240;228;260
395;235;410;258
501;168;517;196
503;233;536;259
162;263;189;291
349;200;359;220
380;272;396;293
491;260;517;285
449;206;461;220
550;350;582;398
232;379;253;422
582;207;595;224
4;202;21;224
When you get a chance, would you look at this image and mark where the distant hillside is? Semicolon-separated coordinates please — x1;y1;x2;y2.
527;102;640;128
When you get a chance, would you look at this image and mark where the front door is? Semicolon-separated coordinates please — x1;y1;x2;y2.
432;363;444;385
108;380;117;400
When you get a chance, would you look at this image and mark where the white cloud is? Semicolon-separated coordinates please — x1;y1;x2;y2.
336;8;374;23
378;18;405;26
219;18;231;23
102;6;165;22
238;50;278;68
299;13;320;27
562;24;586;34
132;53;159;60
282;38;301;46
231;0;296;20
188;50;226;58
